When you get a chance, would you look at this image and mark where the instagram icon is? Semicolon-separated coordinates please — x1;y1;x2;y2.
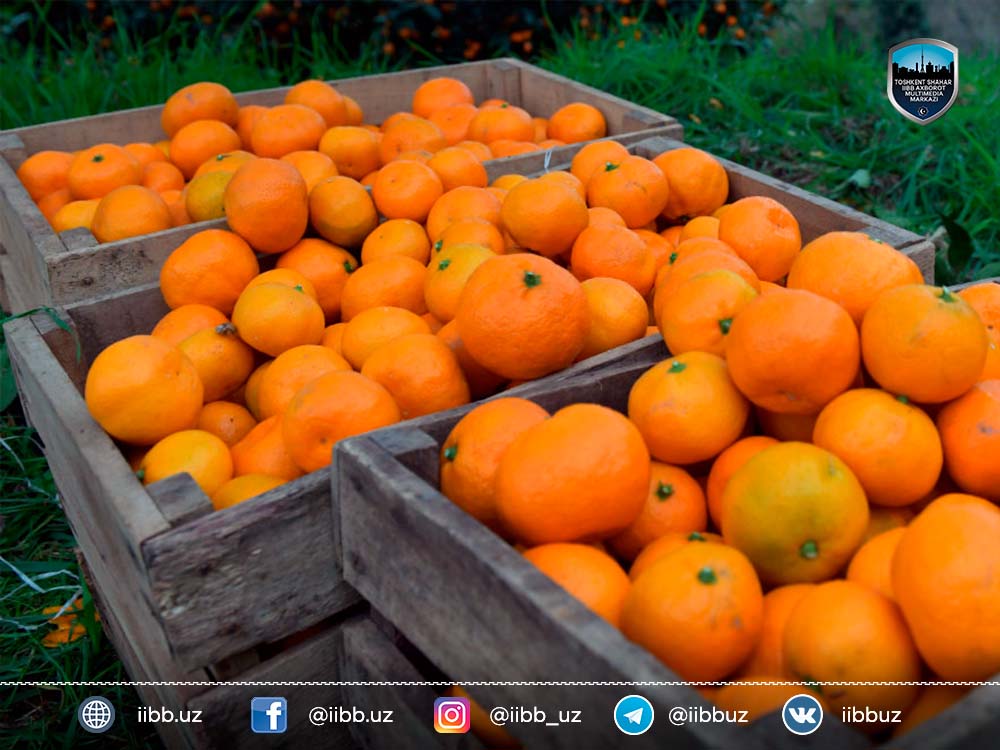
433;697;471;734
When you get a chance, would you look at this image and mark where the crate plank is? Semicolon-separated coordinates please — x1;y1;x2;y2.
146;472;214;527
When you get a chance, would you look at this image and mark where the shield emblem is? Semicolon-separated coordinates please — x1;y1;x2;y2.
888;38;958;125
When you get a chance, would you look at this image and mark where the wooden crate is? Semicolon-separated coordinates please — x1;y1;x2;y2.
334;356;1000;750
0;58;681;312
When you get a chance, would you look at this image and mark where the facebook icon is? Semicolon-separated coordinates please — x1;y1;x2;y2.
781;693;823;735
251;697;288;734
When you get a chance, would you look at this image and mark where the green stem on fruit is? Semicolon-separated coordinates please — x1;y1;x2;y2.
523;270;542;288
800;540;819;559
697;566;717;584
443;445;457;461
668;360;687;374
655;482;674;500
718;317;733;335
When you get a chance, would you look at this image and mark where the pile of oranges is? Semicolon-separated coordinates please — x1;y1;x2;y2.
15;76;608;244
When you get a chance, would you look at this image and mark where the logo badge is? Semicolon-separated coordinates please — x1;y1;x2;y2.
888;38;958;124
433;697;471;733
782;693;824;735
77;696;115;733
613;694;655;736
251;697;288;734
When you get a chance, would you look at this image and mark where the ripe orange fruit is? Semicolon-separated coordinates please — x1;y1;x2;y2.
124;142;167;168
244;268;318;300
231;283;325;357
276;238;358;321
726;289;859;415
439;397;549;531
17;150;74;201
545;102;606;143
755;406;818;443
140;429;232;496
142;160;185;192
340;255;428;320
622;542;763;681
628;352;750;465
959;282;1000;380
192;149;255;178
653;147;729;221
151;304;229;346
628;530;723;581
587;156;670;230
608;462;707;561
783;580;921;718
37;188;71;222
717;196;801;282
279;150;338;193
282;371;401;472
705;435;778;531
577;277;648;360
184;171;233;222
722;442;869;585
211;474;286;510
500;178;589;258
309;175;378;248
466;104;533;144
320;322;347;356
936;380;1000;502
634;228;673;271
570;225;656;295
429;103;478;145
51;199;99;233
862;285;988;403
178;323;256;402
161;82;239;137
379;117;446;164
285;79;348;127
257;344;351;419
736;584;814;678
524;544;629;626
251;104;327;158
813;388;943;506
424;243;497;323
496;404;649;544
340;306;431;369
235;105;268;150
361;219;430;265
846;527;905;602
667;236;737;267
426;186;501;241
863;505;915;543
342;95;363;125
318;126;380;180
67;144;142;199
224;158;308;253
371;160;444;222
490;173;527;191
160;229;260;314
169;119;242;179
586;206;626;228
786;232;924;324
454;139;493;162
436;321;506;399
679;215;721;241
436;217;505;256
85;336;203;445
658;269;759;357
455;254;589;380
231;415;303;481
412;77;474;118
426;146;488;191
531;116;548;142
654;248;760;307
570;139;629;187
360;333;470;419
196;400;257;447
243;362;271;421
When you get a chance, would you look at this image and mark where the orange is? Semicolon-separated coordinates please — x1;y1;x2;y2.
284;79;347;127
455;254;588;380
412;77;474;118
37;188;71;222
621;542;763;681
713;681;826;723
862;285;988;403
257;344;352;419
454;140;493;162
726;289;859;415
169;119;242;179
755;407;818;442
142;160;185;192
523;544;629;626
722;442;869;585
466;104;533;144
51;199;99;233
531;116;548;142
178;323;256;401
489;139;539;158
160;190;190;227
320;323;347;356
276;238;359;321
679;215;720;241
394;148;433;164
783;580;921;719
628;530;723;581
424;243;496;323
309;175;378;248
231;415;303;481
251;104;327;158
360;333;470;419
864;505;915;543
786;232;924;324
736;584;814;679
657;269;759;357
570;139;630;187
586;206;626;228
426;186;502;242
243;362;271;421
196;400;257;447
666;236;737;268
67;144;142;199
231;283;325;357
282;371;401;471
224;158;308;253
627;352;750;465
342;95;363;125
500;178;589;258
608;462;707;561
161;82;239;137
893;685;969;737
151;304;229;346
340;306;431;369
140;429;232;496
439;397;549;530
381;111;420;131
634;228;673;271
244;268;318;300
184;171;232;222
279;150;338;193
436;321;507;399
361;219;431;265
546;102;606;143
654;249;759;309
586;155;669;228
705;435;778;531
371;160;444;222
716;196;801;282
490;173;527;191
959;282;1000;380
496;404;649;544
846;527;905;602
235;104;268;150
429;103;478;146
85;335;203;445
577;277;648;360
340;255;428;320
211;474;286;510
192;149;255;177
378;117;446;164
426;146;488;191
17;150;74;201
813;388;943;506
436;217;504;256
317;126;380;180
537;138;565;149
570;225;656;295
652;147;729;221
160;229;260;314
936;380;1000;502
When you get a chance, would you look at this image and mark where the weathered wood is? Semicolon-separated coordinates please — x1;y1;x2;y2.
146;472;214;527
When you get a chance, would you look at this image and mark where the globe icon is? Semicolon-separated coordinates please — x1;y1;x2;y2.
78;697;115;733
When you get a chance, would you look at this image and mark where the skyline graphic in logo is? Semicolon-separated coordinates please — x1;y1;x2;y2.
887;38;958;124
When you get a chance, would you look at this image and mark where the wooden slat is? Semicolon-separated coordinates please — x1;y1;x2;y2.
146;472;214;527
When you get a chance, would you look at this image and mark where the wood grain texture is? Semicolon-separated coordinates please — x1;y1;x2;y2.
146;472;214;527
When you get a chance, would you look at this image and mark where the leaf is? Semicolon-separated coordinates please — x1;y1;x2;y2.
974;262;1000;281
0;340;16;411
847;168;871;189
939;213;974;274
934;249;957;287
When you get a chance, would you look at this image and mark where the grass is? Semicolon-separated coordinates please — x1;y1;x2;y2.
1;5;997;746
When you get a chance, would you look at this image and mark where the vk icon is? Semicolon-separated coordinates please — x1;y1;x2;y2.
251;697;288;734
613;694;655;736
782;693;823;735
